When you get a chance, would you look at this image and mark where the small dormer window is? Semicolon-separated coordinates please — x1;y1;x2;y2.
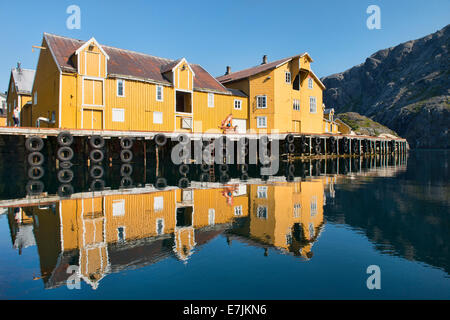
308;78;313;89
88;44;95;51
285;71;291;84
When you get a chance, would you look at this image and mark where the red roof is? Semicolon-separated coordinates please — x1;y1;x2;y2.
216;54;306;84
44;33;229;94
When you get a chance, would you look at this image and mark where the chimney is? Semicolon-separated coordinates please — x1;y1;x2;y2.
225;66;231;75
261;55;268;65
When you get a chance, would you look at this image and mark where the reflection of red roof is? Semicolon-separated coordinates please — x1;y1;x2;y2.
44;33;229;94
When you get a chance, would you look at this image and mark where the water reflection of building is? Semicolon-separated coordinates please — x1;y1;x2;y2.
229;179;327;260
5;178;332;289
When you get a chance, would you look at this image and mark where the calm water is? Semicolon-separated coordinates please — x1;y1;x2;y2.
0;150;448;299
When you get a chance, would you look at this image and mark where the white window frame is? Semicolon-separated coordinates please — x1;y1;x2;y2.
309;96;317;113
257;186;268;199
234;99;242;110
154;196;164;212
293;203;301;218
308;78;313;89
234;205;243;216
256;95;267;109
293;99;300;111
112;199;125;216
208;93;214;108
208;208;215;225
112;108;125;122
257;116;267;128
156;85;163;102
153;111;163;124
116;79;125;97
285;71;291;84
310;196;318;216
256;205;268;219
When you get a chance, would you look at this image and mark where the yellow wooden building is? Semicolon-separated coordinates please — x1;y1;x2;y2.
217;54;330;134
5;65;35;127
31;33;248;133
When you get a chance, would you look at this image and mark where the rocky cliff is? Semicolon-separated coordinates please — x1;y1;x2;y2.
322;24;449;149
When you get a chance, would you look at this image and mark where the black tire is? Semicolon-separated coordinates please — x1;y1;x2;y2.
90;135;105;149
155;134;167;146
219;164;228;173
240;173;249;181
288;143;295;153
178;177;190;189
57;131;73;146
155;177;167;190
28;151;44;166
25;136;44;152
28;166;44;180
287;175;295;182
314;136;321;145
26;180;44;195
315;144;321;154
89;149;104;163
59;161;73;169
120;149;133;163
219;173;230;184
260;135;269;145
120;137;133;149
58;184;74;198
200;172;210;182
286;134;295;144
90;179;105;191
58;169;74;183
90;165;104;179
57;146;74;162
288;164;295;175
200;163;210;172
239;137;249;146
120;163;133;176
179;164;190;175
177;134;190;145
120;176;133;188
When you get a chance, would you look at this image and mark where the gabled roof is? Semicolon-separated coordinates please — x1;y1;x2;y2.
10;68;35;95
43;33;229;94
217;53;311;84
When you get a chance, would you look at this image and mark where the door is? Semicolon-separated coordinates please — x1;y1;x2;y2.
232;118;247;134
83;109;103;129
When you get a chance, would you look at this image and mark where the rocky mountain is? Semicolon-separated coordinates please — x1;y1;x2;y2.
322;24;449;149
336;112;399;137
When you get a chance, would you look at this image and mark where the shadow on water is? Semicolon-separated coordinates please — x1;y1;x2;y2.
0;150;448;298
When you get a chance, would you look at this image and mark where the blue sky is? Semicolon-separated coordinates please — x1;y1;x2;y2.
0;0;449;92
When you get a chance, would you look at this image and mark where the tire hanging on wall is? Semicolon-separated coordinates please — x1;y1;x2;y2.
200;163;210;172
90;149;104;163
58;169;74;184
90;179;105;191
90;135;105;149
120;163;133;176
120;137;133;149
120;176;133;188
26;180;44;195
28;166;44;180
155;134;167;146
57;147;74;162
120;149;133;163
90;165;104;179
58;184;74;198
178;177;190;189
57;131;73;146
179;164;190;175
285;134;295;144
155;177;167;190
25;136;44;152
28;152;44;166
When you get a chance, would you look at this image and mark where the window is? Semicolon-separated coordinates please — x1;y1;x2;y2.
234;99;242;110
256;95;267;109
309;96;317;113
208;93;214;108
208;209;215;225
257;186;268;198
234;205;243;216
285;71;291;84
325;123;329;132
308;78;313;89
156;85;163;102
256;206;268;219
33;91;37;105
286;234;293;245
153;111;163;124
156;219;164;235
117;79;125;97
257;116;267;128
154;196;163;212
293;99;300;111
112;200;125;216
117;226;126;242
112;108;125;122
293;203;301;218
310;196;317;216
